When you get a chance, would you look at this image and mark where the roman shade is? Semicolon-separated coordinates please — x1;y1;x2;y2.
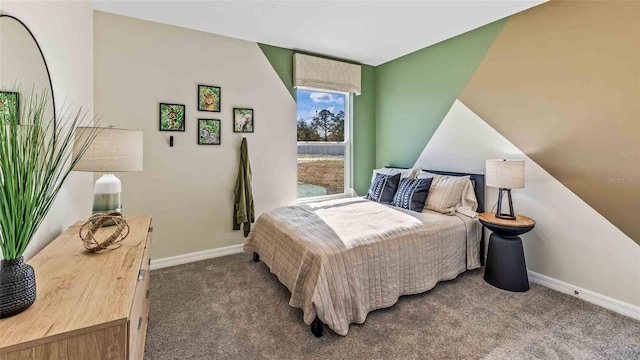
293;53;361;94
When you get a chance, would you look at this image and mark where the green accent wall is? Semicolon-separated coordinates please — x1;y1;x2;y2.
352;65;376;194
258;44;296;100
374;19;507;168
258;19;505;193
258;44;376;195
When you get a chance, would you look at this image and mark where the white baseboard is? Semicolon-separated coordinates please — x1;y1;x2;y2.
528;270;640;321
150;244;244;270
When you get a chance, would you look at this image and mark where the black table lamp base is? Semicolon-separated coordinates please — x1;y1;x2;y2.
496;188;516;220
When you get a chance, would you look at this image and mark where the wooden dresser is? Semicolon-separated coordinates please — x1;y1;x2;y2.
0;215;153;360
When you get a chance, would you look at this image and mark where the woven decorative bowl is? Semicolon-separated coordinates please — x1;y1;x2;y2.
79;212;130;252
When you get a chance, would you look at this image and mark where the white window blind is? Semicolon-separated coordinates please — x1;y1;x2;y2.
293;53;361;95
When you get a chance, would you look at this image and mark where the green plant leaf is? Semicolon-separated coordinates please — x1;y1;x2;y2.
0;87;100;260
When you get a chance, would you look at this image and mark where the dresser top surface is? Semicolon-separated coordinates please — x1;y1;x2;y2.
0;215;152;352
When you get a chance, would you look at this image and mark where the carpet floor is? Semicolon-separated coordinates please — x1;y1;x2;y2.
144;253;640;360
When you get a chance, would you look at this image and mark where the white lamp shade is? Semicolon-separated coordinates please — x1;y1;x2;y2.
73;127;143;172
486;159;525;189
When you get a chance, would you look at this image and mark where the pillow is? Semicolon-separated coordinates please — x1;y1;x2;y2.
418;172;478;216
423;175;470;215
365;173;401;204
371;166;421;184
392;177;433;212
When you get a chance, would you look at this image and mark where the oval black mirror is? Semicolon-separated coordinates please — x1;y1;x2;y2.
0;14;56;129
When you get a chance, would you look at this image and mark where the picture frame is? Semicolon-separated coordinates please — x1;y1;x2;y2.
198;85;221;112
198;118;221;145
0;91;19;124
233;108;254;133
159;103;186;132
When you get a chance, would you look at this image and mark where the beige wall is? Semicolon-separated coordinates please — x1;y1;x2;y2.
460;0;640;242
0;1;95;260
415;100;640;307
94;12;297;259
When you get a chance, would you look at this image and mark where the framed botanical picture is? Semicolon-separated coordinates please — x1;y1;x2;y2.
198;119;221;145
0;91;19;124
198;85;221;112
159;103;185;131
233;108;254;133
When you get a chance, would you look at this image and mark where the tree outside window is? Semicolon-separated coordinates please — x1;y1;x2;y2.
296;89;348;199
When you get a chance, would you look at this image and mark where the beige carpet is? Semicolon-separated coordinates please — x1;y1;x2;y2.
144;253;640;359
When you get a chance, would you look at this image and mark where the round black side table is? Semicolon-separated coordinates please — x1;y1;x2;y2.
478;212;535;292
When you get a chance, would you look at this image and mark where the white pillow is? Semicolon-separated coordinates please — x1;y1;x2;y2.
371;166;421;184
419;174;472;215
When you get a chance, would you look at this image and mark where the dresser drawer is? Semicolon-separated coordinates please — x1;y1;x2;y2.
129;231;152;360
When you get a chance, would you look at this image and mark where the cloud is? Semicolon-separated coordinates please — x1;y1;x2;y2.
309;92;344;104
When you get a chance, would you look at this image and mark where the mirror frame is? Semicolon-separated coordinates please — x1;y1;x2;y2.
0;14;57;129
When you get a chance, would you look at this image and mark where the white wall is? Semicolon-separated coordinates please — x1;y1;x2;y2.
0;1;95;260
94;12;297;259
414;100;640;307
0;17;50;101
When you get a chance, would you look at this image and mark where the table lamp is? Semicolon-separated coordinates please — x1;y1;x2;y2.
73;127;143;220
486;159;525;220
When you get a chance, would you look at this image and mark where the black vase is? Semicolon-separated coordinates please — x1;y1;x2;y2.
0;256;36;318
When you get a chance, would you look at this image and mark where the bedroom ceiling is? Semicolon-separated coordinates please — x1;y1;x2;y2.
92;0;546;66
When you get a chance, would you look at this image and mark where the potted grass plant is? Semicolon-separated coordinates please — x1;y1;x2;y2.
0;88;100;318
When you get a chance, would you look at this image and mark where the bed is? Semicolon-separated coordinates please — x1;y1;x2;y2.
243;169;485;337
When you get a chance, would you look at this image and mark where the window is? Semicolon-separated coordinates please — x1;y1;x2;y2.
296;88;350;200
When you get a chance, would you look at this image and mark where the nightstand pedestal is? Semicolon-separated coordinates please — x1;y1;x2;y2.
484;233;529;291
478;213;535;292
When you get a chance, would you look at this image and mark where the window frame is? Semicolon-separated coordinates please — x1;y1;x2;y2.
296;87;352;203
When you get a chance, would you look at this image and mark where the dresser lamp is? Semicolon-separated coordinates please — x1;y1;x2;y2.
73;127;143;221
485;159;525;220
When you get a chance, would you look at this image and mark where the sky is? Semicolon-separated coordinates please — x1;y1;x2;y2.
296;89;345;123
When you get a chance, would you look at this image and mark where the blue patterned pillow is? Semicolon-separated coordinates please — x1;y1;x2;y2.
365;173;401;204
392;177;433;212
